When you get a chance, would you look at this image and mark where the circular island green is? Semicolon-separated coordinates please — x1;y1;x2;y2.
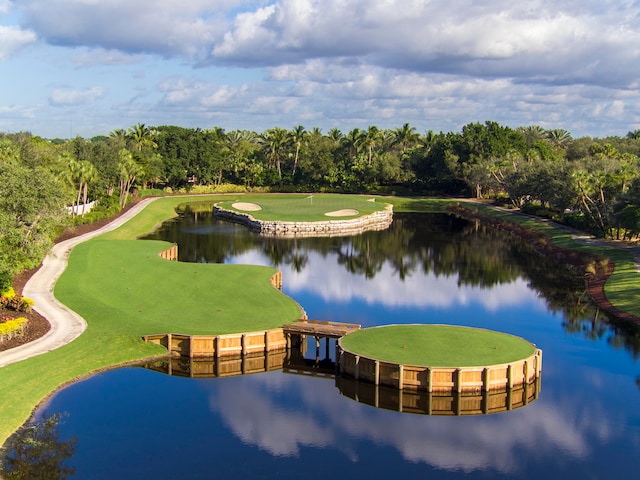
337;324;542;393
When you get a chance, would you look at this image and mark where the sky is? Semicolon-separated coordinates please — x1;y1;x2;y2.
0;0;639;139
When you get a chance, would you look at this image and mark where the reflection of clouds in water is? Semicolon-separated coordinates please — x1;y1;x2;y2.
209;373;616;473
233;250;544;312
209;376;333;456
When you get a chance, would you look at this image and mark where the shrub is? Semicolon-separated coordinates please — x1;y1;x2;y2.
0;270;11;293
0;316;27;340
1;286;16;300
0;294;34;312
18;296;34;312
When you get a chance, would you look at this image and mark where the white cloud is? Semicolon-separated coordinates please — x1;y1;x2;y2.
19;0;230;57
0;25;36;60
1;1;639;137
49;86;105;106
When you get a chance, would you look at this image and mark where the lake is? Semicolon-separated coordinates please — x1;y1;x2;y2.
16;211;640;478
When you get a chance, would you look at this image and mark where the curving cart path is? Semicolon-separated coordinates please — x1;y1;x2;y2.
0;197;158;368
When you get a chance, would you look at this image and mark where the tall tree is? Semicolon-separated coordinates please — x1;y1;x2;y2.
290;125;307;177
261;127;290;179
117;149;142;208
393;122;419;156
127;123;157;152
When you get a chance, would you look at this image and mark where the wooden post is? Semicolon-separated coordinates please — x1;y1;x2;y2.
398;364;404;389
508;364;514;389
214;336;220;358
427;367;432;393
374;360;380;385
456;368;463;393
355;355;360;380
242;334;247;355
189;336;194;358
482;388;489;414
482;367;490;392
265;331;270;352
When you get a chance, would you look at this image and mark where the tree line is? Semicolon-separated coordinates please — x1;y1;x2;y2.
1;121;640;287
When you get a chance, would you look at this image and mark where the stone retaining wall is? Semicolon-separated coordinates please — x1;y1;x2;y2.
213;204;393;237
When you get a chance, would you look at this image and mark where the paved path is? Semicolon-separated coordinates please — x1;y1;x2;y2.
0;198;158;368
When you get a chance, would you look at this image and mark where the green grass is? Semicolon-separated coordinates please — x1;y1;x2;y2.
0;194;303;446
340;325;537;367
218;193;386;221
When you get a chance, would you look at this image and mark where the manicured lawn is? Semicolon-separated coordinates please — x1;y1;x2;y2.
218;193;386;221
340;324;537;367
0;194;304;446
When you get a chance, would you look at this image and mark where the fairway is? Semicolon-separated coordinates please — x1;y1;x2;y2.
339;324;537;367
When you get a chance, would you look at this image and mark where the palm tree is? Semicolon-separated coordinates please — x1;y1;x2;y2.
344;128;364;161
118;149;142;208
627;129;640;140
66;157;97;217
327;128;344;145
362;126;381;165
393;122;419;156
545;129;573;149
261;127;290;178
290;125;307;177
127;123;157;152
517;125;546;147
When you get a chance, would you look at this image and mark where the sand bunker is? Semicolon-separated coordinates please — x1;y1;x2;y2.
325;209;359;217
232;202;262;212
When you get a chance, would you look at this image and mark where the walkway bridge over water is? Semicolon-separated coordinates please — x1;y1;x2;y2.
282;319;361;361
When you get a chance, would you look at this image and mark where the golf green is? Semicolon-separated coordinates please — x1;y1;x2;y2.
339;324;537;367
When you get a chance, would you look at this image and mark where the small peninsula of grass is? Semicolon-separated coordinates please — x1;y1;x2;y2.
339;324;537;367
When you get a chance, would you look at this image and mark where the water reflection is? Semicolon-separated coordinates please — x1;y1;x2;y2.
205;370;616;474
1;413;76;479
144;354;542;417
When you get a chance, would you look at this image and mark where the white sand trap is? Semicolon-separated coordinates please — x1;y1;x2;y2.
232;202;262;211
325;209;359;217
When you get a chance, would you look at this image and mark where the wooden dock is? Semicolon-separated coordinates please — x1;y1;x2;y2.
282;319;361;362
282;319;361;338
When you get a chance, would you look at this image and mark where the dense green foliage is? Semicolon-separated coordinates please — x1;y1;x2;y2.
1;121;640;279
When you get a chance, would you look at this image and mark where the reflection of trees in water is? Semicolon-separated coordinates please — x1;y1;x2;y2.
143;210;640;361
1;413;76;479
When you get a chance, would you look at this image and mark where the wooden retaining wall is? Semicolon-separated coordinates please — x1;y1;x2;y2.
145;350;287;378
213;204;393;237
143;328;288;358
158;243;178;261
336;375;540;415
337;347;542;393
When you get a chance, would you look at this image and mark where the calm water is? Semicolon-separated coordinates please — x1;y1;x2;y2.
22;212;640;478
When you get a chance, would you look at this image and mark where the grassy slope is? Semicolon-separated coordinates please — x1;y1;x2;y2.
340;325;536;367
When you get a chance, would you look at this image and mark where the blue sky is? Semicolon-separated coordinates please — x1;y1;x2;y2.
1;0;639;139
